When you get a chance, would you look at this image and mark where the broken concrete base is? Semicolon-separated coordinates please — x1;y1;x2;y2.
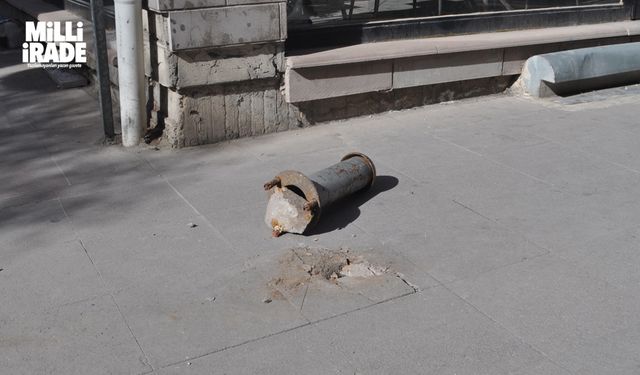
265;188;311;236
267;247;417;321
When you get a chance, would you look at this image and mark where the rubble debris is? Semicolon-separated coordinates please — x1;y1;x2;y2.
264;153;376;236
187;222;198;228
268;247;390;297
264;247;420;310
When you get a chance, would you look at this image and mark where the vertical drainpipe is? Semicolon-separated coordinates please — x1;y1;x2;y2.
114;0;145;147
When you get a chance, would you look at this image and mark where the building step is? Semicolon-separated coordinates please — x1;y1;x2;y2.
285;21;640;102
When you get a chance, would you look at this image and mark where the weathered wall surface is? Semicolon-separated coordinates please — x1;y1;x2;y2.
160;79;304;148
143;0;294;148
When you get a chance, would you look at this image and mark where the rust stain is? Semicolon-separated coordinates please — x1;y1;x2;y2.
271;219;284;237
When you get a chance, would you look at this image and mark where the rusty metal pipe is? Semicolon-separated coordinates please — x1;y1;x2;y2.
264;152;376;236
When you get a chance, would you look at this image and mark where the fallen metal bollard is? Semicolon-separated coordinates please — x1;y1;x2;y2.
264;152;376;237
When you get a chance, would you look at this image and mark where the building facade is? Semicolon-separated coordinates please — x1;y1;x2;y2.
9;0;640;147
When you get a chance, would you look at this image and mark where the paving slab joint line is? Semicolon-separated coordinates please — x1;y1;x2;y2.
450;199;497;224
451;197;555;254
430;270;577;375
299;284;310;312
395;272;420;292
54;291;118;310
431;133;555;187
452;287;576;375
52;157;72;186
513;120;640;176
138;156;238;253
555;222;640;259
109;294;158;374
159;321;315;369
432;134;640;252
449;200;631;289
57;198;156;374
445;250;552;287
158;290;419;370
79;238;157;374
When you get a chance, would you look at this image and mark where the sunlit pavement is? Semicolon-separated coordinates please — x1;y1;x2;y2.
2;49;640;374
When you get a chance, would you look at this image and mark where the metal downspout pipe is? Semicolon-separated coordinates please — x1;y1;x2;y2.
114;0;144;147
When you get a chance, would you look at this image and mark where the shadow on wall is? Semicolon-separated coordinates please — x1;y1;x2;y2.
294;76;518;125
306;175;399;235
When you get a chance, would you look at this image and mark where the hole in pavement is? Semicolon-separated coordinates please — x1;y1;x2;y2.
268;247;391;294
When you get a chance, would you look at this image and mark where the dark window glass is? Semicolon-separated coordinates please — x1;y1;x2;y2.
288;0;622;28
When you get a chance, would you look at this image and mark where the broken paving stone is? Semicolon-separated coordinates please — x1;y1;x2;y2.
265;246;420;310
268;246;392;297
339;262;388;278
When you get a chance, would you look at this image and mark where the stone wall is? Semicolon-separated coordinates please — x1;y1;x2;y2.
143;0;295;148
159;79;304;147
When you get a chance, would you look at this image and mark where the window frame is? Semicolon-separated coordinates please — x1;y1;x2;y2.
286;1;638;50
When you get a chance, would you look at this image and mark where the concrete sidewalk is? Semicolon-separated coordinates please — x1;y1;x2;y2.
2;49;640;374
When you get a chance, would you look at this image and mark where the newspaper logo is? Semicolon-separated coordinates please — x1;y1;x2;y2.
22;21;87;68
